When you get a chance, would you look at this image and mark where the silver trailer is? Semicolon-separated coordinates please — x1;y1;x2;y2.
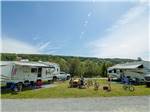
107;61;150;85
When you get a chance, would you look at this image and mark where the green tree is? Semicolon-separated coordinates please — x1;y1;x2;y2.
84;60;97;77
1;53;17;61
77;62;85;77
68;58;80;76
101;63;107;77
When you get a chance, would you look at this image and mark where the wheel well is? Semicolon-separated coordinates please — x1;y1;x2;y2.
53;76;57;78
24;80;29;83
18;82;23;84
37;79;42;82
30;81;34;83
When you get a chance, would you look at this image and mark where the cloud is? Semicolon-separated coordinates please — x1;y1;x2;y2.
80;31;85;39
1;37;39;54
80;11;93;39
88;3;149;60
33;37;39;41
39;41;51;50
83;12;92;27
107;3;147;32
88;12;92;17
83;20;89;27
36;40;63;54
0;37;60;54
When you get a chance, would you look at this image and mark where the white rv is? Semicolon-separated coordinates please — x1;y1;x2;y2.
0;61;60;89
107;61;150;85
38;61;60;80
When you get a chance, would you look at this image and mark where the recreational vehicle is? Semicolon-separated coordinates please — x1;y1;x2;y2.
38;61;60;80
0;61;60;90
107;61;150;85
40;62;70;80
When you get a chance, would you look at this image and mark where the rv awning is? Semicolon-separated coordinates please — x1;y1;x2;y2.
109;64;143;70
14;62;48;67
38;62;59;67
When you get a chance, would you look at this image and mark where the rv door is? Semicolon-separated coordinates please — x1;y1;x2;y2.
38;67;42;78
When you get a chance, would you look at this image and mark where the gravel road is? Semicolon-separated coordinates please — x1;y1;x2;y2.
1;96;150;112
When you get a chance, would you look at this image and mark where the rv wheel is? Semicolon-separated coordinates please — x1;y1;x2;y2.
146;83;150;87
67;76;70;80
53;77;57;81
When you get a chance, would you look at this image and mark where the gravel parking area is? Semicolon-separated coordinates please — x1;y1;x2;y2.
1;96;150;112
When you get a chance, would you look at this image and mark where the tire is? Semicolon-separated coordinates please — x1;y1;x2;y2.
67;76;70;80
129;86;135;92
146;83;150;87
24;80;30;87
16;83;23;92
53;77;57;81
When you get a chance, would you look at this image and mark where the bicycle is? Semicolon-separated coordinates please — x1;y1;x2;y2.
122;83;135;92
85;80;93;88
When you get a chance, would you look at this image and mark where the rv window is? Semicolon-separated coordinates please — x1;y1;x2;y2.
38;68;42;77
31;68;37;73
114;69;116;73
138;65;144;68
108;70;112;73
46;69;51;75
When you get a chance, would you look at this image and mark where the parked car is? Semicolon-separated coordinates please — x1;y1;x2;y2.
55;72;70;80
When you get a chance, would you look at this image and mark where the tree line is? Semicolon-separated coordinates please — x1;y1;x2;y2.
0;53;135;77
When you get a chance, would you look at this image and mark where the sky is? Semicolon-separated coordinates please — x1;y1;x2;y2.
1;0;150;60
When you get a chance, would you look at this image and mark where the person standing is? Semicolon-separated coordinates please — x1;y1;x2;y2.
124;76;129;85
80;75;84;86
107;76;111;91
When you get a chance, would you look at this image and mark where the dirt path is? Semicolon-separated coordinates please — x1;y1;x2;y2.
1;96;150;112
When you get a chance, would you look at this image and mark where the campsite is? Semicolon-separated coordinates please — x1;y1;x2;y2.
1;53;150;98
1;78;150;99
1;1;149;112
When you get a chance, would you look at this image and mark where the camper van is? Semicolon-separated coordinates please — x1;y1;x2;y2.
38;61;60;81
0;61;60;90
107;61;150;85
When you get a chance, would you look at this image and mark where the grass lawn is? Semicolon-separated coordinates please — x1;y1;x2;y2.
1;79;150;99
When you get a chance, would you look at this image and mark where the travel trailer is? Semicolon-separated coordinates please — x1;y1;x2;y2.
107;61;150;85
0;61;60;90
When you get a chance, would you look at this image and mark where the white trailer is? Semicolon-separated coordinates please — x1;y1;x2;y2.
38;62;60;80
107;61;150;84
0;61;60;90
